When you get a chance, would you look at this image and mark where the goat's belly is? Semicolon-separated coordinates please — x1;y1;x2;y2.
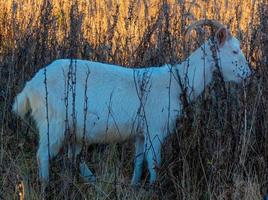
74;104;139;144
85;123;135;143
90;130;133;143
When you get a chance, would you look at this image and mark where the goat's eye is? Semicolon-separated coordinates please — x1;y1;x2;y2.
233;50;238;54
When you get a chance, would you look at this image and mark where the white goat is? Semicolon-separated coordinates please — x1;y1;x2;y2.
12;20;251;186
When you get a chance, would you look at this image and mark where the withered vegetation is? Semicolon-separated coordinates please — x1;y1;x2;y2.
0;0;267;199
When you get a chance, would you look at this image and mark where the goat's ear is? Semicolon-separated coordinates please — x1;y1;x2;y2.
216;27;229;47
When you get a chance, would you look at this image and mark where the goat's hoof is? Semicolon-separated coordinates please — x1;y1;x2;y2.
131;182;141;189
81;175;96;183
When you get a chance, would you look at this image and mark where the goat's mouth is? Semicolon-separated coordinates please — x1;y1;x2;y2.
236;69;253;83
240;73;253;87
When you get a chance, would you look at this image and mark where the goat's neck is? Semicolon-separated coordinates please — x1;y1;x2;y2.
176;40;215;102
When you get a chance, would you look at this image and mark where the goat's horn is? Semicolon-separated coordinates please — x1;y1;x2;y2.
185;19;226;38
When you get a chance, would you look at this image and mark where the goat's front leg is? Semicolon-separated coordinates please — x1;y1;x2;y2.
131;136;145;185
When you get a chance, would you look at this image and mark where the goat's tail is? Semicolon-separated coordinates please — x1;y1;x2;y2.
12;86;31;119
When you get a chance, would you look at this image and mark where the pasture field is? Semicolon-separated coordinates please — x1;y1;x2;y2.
0;0;267;199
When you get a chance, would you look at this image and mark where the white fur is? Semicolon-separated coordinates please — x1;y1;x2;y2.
12;29;251;186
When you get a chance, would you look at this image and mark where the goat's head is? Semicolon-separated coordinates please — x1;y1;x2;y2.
186;19;252;83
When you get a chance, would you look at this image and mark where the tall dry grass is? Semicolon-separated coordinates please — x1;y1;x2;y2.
0;0;267;199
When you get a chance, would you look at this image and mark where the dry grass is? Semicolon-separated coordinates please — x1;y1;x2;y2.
0;0;267;199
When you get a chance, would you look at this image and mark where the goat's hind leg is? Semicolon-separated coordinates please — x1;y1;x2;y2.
37;144;50;184
37;122;63;194
68;144;96;182
131;136;145;185
145;137;161;184
37;127;61;182
79;160;96;182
